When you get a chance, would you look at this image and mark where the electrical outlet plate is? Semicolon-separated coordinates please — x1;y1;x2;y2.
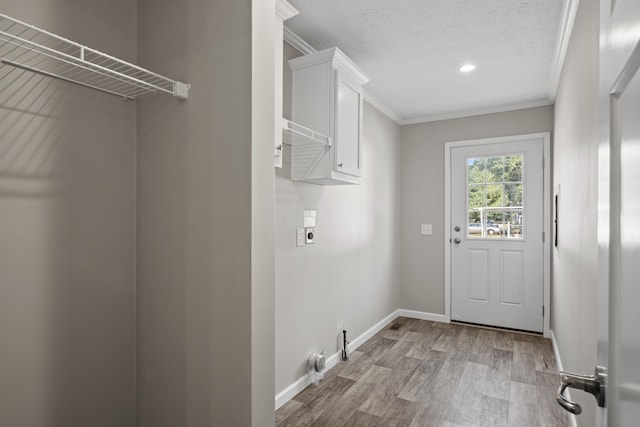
296;228;305;247
305;227;315;244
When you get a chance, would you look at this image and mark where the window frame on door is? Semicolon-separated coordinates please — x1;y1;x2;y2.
465;152;527;240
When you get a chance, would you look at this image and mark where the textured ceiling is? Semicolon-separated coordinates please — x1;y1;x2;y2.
285;0;565;123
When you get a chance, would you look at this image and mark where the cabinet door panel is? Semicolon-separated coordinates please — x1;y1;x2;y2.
335;75;362;177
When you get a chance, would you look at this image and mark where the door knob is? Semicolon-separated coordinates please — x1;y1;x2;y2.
556;366;606;414
453;238;461;244
454;226;461;232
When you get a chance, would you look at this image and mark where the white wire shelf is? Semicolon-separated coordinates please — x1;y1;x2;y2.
281;119;331;146
0;13;190;100
282;119;332;180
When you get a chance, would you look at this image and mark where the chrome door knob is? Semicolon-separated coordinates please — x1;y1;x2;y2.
454;226;461;232
454;238;461;244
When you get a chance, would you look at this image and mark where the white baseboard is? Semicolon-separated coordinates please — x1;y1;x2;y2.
274;309;446;409
347;309;401;350
398;309;447;323
550;330;577;427
550;330;564;371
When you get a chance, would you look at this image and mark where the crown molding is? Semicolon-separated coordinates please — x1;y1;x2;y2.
276;0;299;21
547;0;580;101
363;91;402;125
401;99;553;125
283;26;316;56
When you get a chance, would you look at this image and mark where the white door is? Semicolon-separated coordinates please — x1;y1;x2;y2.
595;0;640;424
450;135;546;332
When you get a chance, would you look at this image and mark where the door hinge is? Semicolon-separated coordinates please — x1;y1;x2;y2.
543;231;545;242
543;305;545;316
543;157;545;169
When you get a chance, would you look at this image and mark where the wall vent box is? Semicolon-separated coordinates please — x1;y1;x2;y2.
304;210;316;227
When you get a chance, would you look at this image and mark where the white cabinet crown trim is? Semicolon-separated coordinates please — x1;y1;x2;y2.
289;47;370;86
276;0;299;20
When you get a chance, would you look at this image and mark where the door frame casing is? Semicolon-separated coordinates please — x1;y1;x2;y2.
444;132;551;337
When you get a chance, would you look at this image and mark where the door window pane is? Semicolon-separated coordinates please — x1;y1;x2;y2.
466;154;524;239
504;155;523;181
486;184;504;208
468;184;484;209
467;158;486;184
486;156;503;182
504;183;523;207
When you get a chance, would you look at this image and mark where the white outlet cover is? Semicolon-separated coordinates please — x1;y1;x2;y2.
296;228;305;247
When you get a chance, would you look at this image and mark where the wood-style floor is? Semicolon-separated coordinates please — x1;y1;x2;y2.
276;317;570;426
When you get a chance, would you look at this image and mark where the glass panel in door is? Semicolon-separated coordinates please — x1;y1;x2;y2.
466;153;525;239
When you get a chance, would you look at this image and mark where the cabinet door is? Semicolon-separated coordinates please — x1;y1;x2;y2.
334;72;363;177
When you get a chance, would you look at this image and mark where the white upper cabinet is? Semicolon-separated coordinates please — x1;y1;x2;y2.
289;48;370;185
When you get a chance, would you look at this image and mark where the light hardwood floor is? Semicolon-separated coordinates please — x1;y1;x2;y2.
276;317;570;426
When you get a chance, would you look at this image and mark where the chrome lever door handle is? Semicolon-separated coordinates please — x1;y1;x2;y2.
556;366;606;415
557;381;581;414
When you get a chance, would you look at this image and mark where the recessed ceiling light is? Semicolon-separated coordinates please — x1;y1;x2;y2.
459;64;477;73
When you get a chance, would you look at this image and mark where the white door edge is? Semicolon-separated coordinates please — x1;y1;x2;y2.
443;132;551;337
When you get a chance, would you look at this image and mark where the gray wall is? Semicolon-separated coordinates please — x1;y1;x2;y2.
551;0;599;424
275;43;401;392
0;1;136;426
136;0;275;425
399;106;554;315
